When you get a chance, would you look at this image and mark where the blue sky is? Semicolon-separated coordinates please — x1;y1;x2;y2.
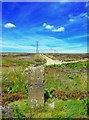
2;2;87;53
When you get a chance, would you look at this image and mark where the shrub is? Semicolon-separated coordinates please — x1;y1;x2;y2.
44;88;55;101
52;89;87;100
13;105;25;118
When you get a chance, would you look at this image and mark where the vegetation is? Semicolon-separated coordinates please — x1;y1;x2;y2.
1;53;46;66
5;98;87;118
1;53;89;118
44;53;88;62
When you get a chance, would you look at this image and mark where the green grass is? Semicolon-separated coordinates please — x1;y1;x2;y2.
44;53;88;62
45;61;87;91
8;98;87;118
2;53;46;66
2;53;88;118
2;66;28;94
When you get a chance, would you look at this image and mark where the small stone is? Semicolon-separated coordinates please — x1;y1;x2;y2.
61;79;68;83
48;102;55;109
36;104;39;107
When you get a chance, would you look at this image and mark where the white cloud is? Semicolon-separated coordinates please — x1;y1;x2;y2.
68;12;87;24
43;23;54;29
43;23;47;27
52;27;65;32
45;25;54;29
80;12;87;18
4;23;16;28
43;23;65;32
43;23;64;32
69;18;74;22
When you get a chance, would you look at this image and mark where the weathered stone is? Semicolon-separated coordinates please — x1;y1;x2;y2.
28;65;45;107
48;102;55;109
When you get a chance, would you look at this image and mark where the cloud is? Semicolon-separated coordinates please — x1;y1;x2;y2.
43;23;47;27
43;23;54;29
45;25;54;29
4;23;16;28
68;12;87;24
79;12;87;18
43;23;65;32
69;18;75;22
52;27;65;32
2;33;87;53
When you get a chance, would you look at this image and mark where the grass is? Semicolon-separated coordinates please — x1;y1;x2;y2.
45;61;87;91
7;98;87;118
2;53;46;66
2;66;28;94
44;53;88;62
1;53;89;118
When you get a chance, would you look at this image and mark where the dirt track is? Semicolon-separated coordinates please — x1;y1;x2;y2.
40;54;86;65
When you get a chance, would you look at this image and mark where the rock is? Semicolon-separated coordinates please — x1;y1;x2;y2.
61;79;68;83
48;102;55;109
28;65;45;107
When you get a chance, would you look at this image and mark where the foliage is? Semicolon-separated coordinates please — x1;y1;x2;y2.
45;61;87;91
44;87;55;101
45;61;87;70
8;99;88;118
2;53;88;118
52;89;88;100
45;53;88;62
12;105;25;118
2;66;28;94
2;93;25;106
2;53;46;66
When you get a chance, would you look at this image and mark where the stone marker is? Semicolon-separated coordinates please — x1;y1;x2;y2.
28;65;45;107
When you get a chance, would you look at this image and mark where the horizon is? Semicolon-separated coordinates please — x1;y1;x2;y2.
0;52;89;54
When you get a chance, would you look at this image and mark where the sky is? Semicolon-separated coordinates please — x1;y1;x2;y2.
2;0;88;2
2;2;87;53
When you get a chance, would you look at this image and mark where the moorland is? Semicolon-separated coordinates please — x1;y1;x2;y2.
1;53;89;118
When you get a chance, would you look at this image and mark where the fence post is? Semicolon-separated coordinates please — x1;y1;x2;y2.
28;65;45;107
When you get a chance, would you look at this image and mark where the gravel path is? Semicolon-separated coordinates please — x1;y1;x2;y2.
40;54;86;65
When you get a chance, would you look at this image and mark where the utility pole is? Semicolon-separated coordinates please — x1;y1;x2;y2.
36;41;39;53
50;48;52;53
54;49;56;53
